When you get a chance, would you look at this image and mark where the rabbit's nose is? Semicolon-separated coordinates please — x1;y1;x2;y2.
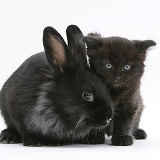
106;118;112;125
105;110;113;124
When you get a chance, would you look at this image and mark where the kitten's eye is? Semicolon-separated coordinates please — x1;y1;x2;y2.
123;65;131;71
106;63;112;69
82;91;94;102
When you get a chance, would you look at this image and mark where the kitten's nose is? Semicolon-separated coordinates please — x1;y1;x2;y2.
115;76;121;80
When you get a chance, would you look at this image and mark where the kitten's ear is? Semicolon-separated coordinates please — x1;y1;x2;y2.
134;40;156;52
87;32;102;38
83;36;102;50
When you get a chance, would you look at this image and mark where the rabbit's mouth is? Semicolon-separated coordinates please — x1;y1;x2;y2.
93;118;112;129
106;118;112;125
74;115;112;135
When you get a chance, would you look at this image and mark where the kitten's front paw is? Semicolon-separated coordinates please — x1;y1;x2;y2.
133;129;147;140
112;135;133;146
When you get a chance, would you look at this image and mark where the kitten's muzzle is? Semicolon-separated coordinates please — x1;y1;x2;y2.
115;76;121;81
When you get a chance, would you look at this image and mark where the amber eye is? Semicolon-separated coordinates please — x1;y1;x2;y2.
106;63;112;69
123;65;131;71
82;91;94;102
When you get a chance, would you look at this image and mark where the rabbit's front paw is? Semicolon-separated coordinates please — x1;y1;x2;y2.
133;129;147;140
88;132;105;144
22;135;43;147
78;132;105;144
112;135;133;146
0;128;22;144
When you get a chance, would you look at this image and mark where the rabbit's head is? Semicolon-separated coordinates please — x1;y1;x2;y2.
43;26;112;137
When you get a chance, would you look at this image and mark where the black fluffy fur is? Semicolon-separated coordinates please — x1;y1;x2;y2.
83;32;156;146
0;27;112;146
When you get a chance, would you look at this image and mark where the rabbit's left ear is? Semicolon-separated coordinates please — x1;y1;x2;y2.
43;26;75;73
133;40;156;53
66;25;87;68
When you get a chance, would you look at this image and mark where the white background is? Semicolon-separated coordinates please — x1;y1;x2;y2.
0;0;160;160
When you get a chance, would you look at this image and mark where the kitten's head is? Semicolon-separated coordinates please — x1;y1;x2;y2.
83;35;156;88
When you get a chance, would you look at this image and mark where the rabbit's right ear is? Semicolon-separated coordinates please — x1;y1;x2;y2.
66;25;87;68
43;26;74;73
66;25;84;53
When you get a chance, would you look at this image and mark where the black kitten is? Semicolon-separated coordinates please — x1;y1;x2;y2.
84;33;156;146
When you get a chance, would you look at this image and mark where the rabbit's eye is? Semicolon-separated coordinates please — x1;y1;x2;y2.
82;91;94;102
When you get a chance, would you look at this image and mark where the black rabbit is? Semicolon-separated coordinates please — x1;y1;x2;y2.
0;26;112;146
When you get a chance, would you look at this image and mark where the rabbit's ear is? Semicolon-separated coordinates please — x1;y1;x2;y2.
66;25;83;53
43;26;74;72
66;25;87;68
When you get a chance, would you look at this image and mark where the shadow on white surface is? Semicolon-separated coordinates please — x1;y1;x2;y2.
0;135;160;160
